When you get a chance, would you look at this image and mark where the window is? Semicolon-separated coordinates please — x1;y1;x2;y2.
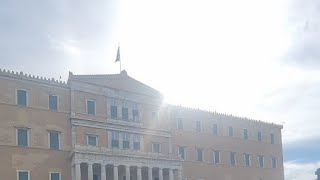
258;131;262;142
177;118;183;130
17;89;27;106
50;172;61;180
196;148;204;161
111;131;119;148
87;135;97;146
152;112;158;121
270;133;275;144
111;106;118;119
123;133;130;149
213;150;220;164
122;108;128;120
196;121;201;132
133;109;139;122
49;131;60;150
49;95;58;111
272;157;277;168
178;146;186;160
230;152;236;165
213;124;218;135
259;155;264;168
133;134;141;150
244;154;251;167
228;126;234;137
17;128;28;147
243;129;248;140
152;143;161;153
87;100;95;115
17;171;29;180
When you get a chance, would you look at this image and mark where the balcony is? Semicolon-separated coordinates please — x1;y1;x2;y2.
74;144;180;161
107;116;143;128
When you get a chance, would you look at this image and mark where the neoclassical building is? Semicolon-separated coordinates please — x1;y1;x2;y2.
0;69;284;180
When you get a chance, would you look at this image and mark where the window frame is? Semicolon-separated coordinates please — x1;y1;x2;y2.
86;99;96;115
258;155;264;168
122;132;130;149
48;131;60;150
213;150;220;164
16;89;28;106
111;105;118;119
230;152;236;166
49;172;61;180
152;142;161;153
111;131;119;148
212;123;218;135
176;118;183;130
122;107;129;121
17;170;30;180
16;128;29;147
133;134;141;151
228;126;234;137
243;129;248;140
258;131;262;142
244;154;251;167
177;146;187;160
196;120;202;132
270;133;275;144
271;157;277;168
48;94;58;111
196;148;204;162
132;109;140;122
87;134;98;147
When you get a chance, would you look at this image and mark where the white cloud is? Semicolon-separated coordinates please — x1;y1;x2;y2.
285;161;320;180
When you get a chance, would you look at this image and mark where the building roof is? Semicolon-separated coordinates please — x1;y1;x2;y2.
69;70;162;98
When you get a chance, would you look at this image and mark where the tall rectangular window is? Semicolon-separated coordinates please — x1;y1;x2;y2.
243;129;248;140
270;133;275;144
111;106;118;119
18;171;29;180
196;121;201;132
122;108;128;121
259;155;264;168
152;143;161;153
50;172;60;180
87;135;97;146
17;90;27;106
87;100;95;115
230;152;236;165
49;95;58;111
213;124;218;135
111;131;119;148
197;148;204;161
17;128;28;147
49;131;60;150
244;154;251;167
272;157;277;168
133;109;139;122
178;146;186;160
123;133;130;149
133;134;141;150
177;118;183;130
214;150;220;163
258;131;262;142
228;126;234;137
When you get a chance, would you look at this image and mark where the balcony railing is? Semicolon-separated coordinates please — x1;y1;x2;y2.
74;144;180;161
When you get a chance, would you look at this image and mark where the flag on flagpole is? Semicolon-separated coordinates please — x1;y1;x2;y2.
115;46;120;62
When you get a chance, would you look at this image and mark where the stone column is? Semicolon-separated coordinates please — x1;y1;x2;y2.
148;167;152;180
75;163;81;180
169;169;173;180
71;165;74;180
114;165;119;180
88;163;93;180
137;167;142;180
126;165;130;180
101;164;106;180
177;169;182;180
159;168;163;180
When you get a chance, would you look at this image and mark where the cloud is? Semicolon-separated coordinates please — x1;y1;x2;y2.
283;0;320;69
285;161;320;180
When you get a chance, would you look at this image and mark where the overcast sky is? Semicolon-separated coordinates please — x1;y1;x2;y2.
1;0;320;179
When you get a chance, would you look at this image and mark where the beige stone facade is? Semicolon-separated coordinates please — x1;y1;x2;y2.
0;69;284;180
